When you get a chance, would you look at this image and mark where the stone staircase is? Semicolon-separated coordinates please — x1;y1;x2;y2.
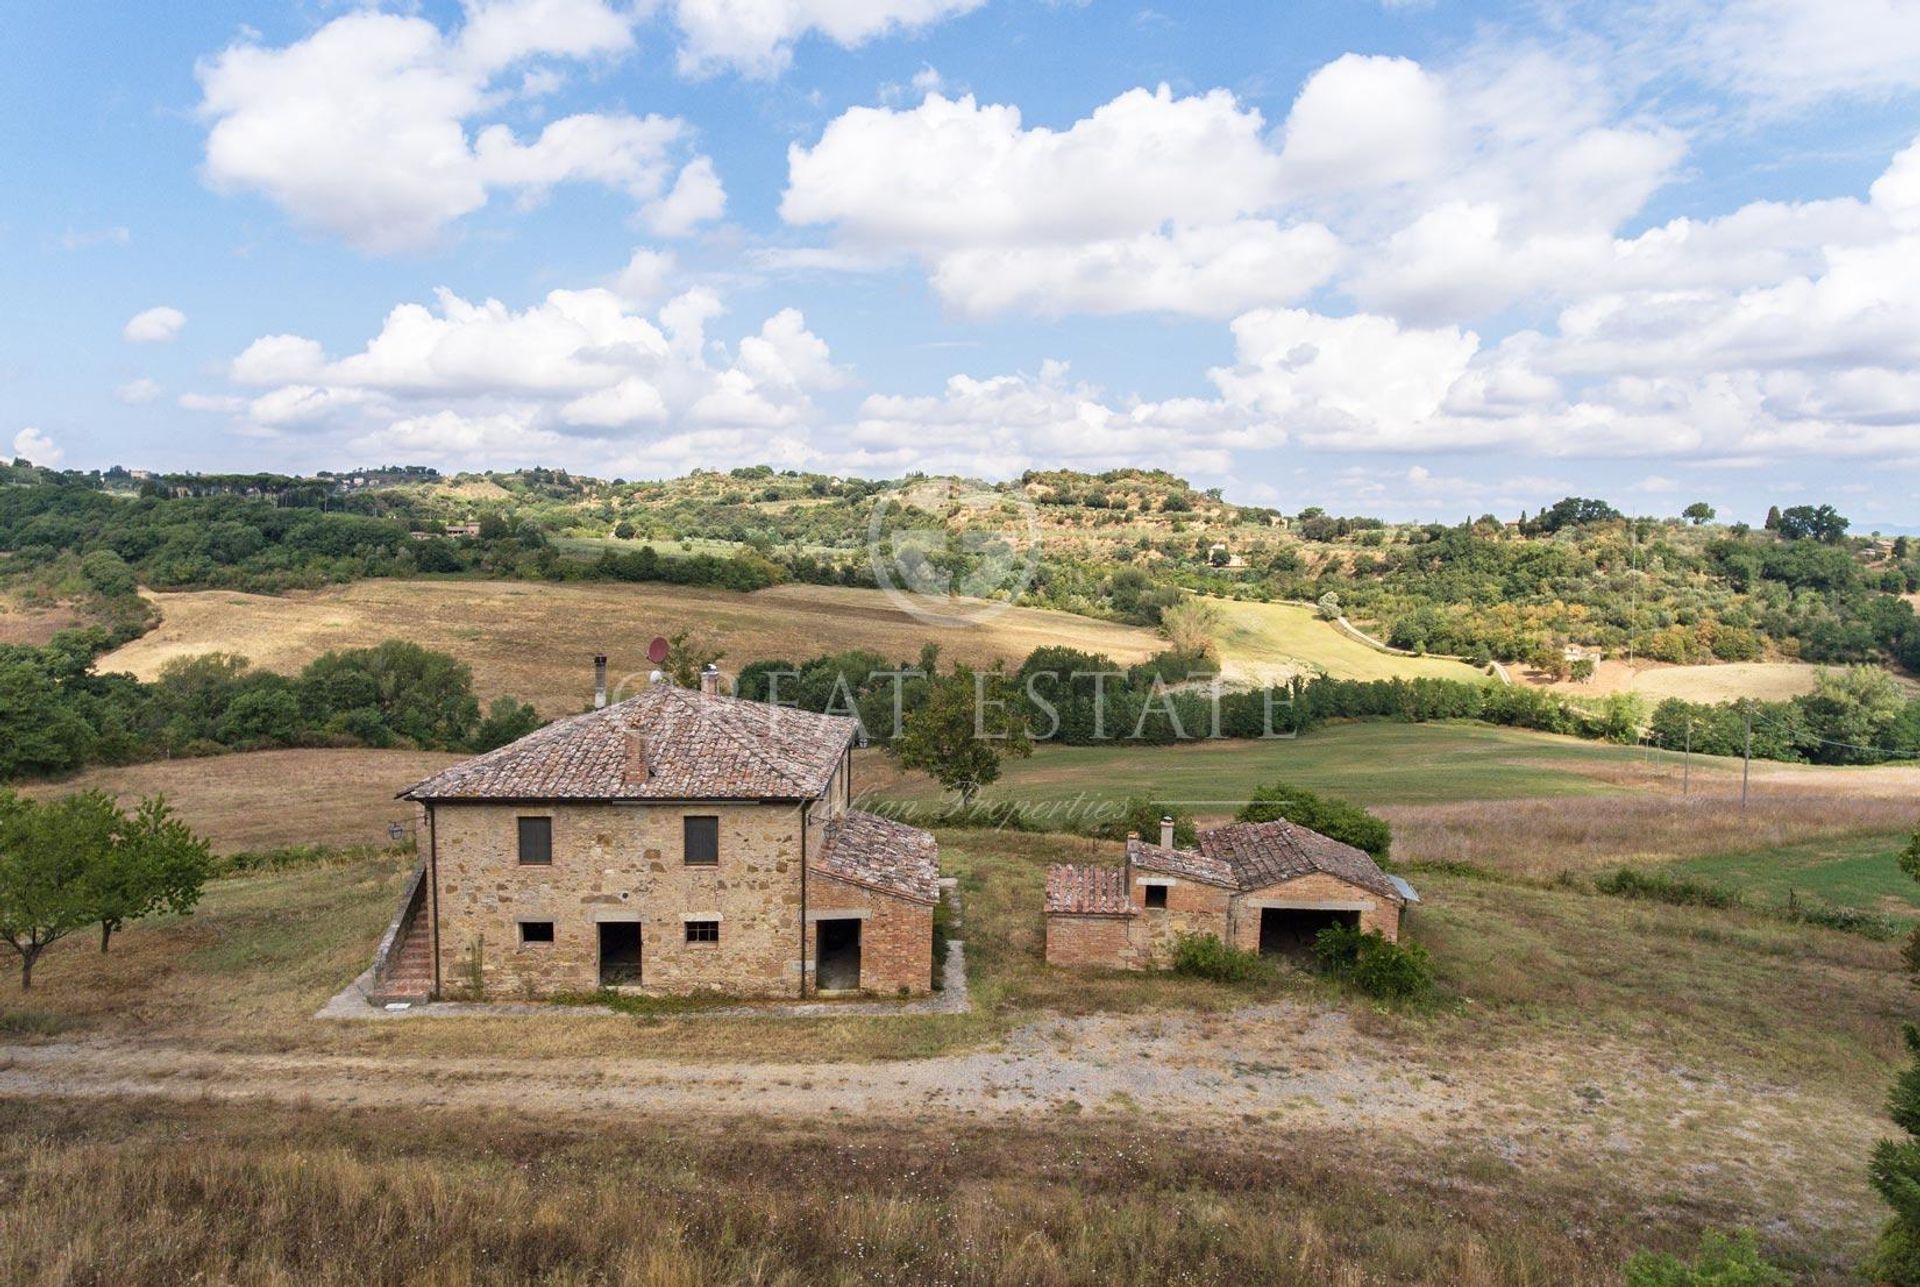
373;917;434;1003
365;860;434;1006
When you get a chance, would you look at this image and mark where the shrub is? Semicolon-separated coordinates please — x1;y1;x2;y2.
1593;867;1742;909
1237;783;1391;861
1171;933;1269;984
1780;890;1897;940
1624;1228;1790;1286
1312;925;1434;1002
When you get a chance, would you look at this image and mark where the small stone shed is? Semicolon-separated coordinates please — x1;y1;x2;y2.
1045;818;1415;970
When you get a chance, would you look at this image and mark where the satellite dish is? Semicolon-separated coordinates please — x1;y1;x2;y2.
647;635;670;664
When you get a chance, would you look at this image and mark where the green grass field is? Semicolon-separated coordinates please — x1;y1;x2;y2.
867;721;1645;814
1676;835;1920;919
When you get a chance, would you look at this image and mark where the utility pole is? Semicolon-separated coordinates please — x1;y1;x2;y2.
1741;700;1753;810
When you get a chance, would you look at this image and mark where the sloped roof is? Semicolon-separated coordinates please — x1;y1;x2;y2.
811;810;940;905
1046;863;1139;916
402;684;857;802
1199;819;1402;903
1126;835;1236;887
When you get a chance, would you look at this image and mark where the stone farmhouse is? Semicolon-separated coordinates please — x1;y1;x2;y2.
1045;817;1416;970
367;670;940;1004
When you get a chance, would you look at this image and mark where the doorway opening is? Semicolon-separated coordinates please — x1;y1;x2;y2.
815;919;861;991
598;921;642;985
1257;907;1359;957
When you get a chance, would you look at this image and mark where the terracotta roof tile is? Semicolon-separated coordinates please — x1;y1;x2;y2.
1199;819;1402;903
812;810;940;904
402;685;857;802
1046;863;1139;916
1126;835;1237;887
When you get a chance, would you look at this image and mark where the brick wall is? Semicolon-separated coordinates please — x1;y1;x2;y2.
807;870;933;995
1044;913;1146;969
1226;872;1402;950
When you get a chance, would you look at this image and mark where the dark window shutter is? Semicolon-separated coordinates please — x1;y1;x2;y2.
517;816;553;865
683;815;719;865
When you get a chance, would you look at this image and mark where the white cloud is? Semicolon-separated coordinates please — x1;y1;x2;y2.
640;156;727;236
783;87;1336;317
611;248;677;307
194;2;704;253
203;277;846;473
12;428;62;466
1661;0;1920;110
673;0;986;78
116;378;163;404
123;306;186;344
1277;55;1447;194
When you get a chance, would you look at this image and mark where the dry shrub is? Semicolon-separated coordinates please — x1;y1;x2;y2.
0;1097;1696;1286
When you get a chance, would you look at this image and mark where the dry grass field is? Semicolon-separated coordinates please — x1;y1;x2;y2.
0;594;81;646
19;748;462;853
101;580;1166;713
1526;657;1834;702
1214;599;1489;686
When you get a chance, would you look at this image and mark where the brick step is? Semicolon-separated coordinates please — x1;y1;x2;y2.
370;917;434;1002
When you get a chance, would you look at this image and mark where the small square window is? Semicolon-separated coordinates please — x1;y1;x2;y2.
517;816;553;865
683;815;719;866
685;920;719;943
520;921;555;944
1144;884;1168;909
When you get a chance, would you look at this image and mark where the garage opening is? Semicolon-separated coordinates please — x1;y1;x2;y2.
1258;906;1359;957
815;919;861;991
598;922;642;985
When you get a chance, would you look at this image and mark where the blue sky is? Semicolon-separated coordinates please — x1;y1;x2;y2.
4;0;1919;526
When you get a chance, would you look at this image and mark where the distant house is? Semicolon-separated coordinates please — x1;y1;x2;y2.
368;671;939;1004
443;522;482;538
1045;818;1414;969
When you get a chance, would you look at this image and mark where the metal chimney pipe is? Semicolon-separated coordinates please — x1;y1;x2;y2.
1160;815;1175;849
593;654;608;709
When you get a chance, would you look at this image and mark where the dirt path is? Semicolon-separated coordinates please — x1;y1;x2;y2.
0;1007;1487;1126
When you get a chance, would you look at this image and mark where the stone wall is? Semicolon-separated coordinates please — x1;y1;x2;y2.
1132;874;1232;968
807;870;934;996
432;798;813;999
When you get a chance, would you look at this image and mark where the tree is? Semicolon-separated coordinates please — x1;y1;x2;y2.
84;794;212;954
0;791;116;988
893;661;1032;807
1682;502;1716;525
662;630;725;689
1870;1023;1920;1283
1158;596;1223;657
1775;504;1849;544
1315;591;1341;621
472;696;542;752
1236;783;1391;862
1764;505;1781;531
1570;657;1597;683
613;520;636;539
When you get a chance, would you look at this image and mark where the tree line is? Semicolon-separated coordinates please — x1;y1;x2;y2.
0;632;540;782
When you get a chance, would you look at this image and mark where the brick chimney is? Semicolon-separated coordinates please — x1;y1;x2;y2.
1160;815;1175;849
593;654;608;709
624;733;650;784
700;663;720;696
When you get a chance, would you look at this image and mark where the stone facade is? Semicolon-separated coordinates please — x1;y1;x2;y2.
1227;872;1401;949
424;761;934;1000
